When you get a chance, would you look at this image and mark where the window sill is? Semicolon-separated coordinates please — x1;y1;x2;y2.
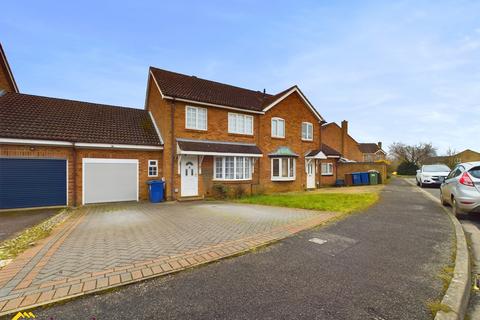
301;139;314;142
212;179;253;184
185;128;207;132
321;174;334;176
271;136;285;140
271;177;296;181
228;132;254;137
148;175;159;178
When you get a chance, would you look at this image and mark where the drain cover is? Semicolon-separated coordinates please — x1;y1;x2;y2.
309;238;327;245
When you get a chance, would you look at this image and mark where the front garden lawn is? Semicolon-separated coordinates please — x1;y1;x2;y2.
237;192;379;213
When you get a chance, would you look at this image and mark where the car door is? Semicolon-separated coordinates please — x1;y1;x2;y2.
443;166;462;202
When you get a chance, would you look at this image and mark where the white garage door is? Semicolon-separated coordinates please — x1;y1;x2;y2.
83;158;138;204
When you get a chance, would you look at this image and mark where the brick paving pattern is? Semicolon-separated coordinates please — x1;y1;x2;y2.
0;201;336;316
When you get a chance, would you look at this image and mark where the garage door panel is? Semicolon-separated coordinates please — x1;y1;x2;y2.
83;160;138;204
0;158;67;209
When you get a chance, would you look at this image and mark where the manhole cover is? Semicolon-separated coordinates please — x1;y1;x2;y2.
309;238;327;245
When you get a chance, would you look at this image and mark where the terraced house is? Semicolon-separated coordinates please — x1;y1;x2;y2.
146;67;344;200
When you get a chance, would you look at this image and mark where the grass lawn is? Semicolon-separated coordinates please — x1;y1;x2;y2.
237;192;380;213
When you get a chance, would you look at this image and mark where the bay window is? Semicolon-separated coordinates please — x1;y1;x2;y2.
214;157;253;180
228;113;253;135
271;157;295;180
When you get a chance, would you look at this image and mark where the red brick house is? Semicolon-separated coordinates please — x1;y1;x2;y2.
145;67;345;200
358;143;387;162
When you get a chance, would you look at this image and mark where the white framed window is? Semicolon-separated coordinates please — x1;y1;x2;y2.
301;122;313;141
321;162;333;176
271;117;285;138
228;113;254;135
271;157;295;181
148;160;158;177
185;106;207;130
214;157;253;180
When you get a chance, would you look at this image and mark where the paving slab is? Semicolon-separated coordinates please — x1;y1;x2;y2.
0;201;336;316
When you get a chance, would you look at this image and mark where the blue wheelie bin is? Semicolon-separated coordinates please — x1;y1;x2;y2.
147;180;165;203
360;172;370;185
352;173;362;185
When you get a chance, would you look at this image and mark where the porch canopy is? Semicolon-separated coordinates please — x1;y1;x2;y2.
306;143;342;159
176;138;263;157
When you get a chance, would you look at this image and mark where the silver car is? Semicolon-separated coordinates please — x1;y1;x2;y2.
416;164;451;187
440;161;480;218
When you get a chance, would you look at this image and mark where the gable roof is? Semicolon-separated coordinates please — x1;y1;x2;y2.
0;43;19;93
358;143;384;154
306;144;342;158
149;67;325;121
321;122;360;144
0;92;162;146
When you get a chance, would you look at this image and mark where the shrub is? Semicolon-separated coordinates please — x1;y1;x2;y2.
232;185;246;199
212;184;228;199
397;161;419;175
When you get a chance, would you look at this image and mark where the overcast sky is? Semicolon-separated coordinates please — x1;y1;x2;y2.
2;0;479;154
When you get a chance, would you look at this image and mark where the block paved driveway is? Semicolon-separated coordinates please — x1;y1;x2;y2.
0;201;335;316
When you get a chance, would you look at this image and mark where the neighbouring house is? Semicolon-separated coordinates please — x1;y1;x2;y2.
423;149;480;166
0;43;19;94
0;93;163;209
321;121;364;162
358;142;387;162
145;67;333;200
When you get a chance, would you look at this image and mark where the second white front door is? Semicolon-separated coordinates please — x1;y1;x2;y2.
181;155;198;197
306;160;316;189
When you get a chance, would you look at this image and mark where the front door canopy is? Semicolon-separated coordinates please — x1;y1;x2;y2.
176;138;263;157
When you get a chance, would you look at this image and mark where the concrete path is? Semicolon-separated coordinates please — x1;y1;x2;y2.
32;178;453;320
0;201;335;316
0;209;60;242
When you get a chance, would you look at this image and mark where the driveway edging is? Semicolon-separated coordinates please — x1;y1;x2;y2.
404;178;471;320
0;211;336;317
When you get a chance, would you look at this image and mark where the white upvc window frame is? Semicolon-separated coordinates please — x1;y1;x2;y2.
271;117;285;138
271;157;296;181
321;162;334;176
185;105;207;130
213;156;253;181
301;122;313;141
228;113;254;135
148;160;158;177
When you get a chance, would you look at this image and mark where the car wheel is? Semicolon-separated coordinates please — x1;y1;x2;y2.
416;179;420;186
420;182;424;188
440;190;448;206
452;198;463;219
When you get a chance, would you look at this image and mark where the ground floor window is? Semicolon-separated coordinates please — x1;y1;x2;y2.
214;156;252;180
148;160;158;177
321;162;333;176
271;157;295;181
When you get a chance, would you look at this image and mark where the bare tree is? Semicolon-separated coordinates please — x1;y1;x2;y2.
445;147;459;168
389;142;437;166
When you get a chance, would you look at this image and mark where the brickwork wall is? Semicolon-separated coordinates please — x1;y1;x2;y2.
0;144;162;207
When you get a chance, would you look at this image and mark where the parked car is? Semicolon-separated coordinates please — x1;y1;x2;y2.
416;164;451;187
440;162;480;218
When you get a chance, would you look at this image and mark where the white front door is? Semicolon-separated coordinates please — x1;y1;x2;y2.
306;160;316;189
181;155;198;197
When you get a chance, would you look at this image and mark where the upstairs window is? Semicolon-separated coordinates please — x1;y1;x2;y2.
228;113;254;135
186;106;207;130
271;118;285;138
148;160;158;177
301;122;313;141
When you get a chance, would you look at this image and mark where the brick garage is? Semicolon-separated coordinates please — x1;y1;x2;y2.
0;93;163;209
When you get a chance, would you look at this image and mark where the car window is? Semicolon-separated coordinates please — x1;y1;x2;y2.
469;166;480;179
447;167;462;179
423;165;451;172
